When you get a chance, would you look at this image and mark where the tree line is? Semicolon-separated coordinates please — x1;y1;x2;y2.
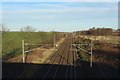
75;27;120;36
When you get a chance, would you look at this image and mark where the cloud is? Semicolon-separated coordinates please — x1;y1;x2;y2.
3;6;117;23
30;15;56;20
2;2;117;23
2;0;119;2
65;0;119;2
2;2;117;16
35;3;67;8
2;2;117;31
3;6;117;16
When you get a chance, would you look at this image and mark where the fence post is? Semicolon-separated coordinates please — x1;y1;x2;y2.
22;40;25;63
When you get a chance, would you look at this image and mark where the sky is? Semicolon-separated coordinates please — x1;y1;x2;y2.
1;0;120;2
1;0;119;32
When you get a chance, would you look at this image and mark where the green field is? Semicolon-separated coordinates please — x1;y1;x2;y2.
2;31;60;60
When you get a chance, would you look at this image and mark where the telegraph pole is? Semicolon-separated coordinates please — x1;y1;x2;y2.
54;32;55;48
90;40;93;67
22;40;25;63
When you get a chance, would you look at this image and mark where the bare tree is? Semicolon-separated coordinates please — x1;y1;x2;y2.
0;24;9;37
20;25;36;32
0;24;9;32
20;25;36;43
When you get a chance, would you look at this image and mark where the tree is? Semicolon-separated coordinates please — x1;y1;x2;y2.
0;24;9;34
20;25;36;32
20;25;36;43
0;24;9;39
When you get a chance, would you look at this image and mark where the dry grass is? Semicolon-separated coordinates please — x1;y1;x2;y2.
5;38;65;63
80;35;120;44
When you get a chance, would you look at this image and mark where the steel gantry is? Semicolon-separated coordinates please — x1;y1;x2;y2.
71;40;93;67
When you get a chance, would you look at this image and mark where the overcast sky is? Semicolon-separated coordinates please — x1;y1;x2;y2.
1;0;119;32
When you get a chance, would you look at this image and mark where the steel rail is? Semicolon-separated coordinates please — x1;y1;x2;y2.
72;36;76;80
65;41;71;80
43;37;70;79
52;39;69;79
70;40;73;78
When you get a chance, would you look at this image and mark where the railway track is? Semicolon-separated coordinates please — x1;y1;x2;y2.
41;35;115;79
41;35;78;79
43;35;74;79
2;34;119;79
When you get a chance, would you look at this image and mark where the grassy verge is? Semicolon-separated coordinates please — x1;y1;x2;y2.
2;32;60;61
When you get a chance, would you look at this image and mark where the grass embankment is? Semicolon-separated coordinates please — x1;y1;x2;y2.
2;32;60;61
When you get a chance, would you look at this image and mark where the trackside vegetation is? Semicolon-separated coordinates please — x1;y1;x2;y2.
2;31;60;60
